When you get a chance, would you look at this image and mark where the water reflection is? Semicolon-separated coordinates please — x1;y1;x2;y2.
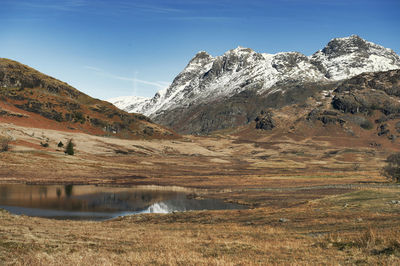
0;184;245;221
64;184;73;197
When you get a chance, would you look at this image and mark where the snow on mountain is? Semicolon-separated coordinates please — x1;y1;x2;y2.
108;95;150;113
109;35;400;117
110;48;326;116
310;35;400;80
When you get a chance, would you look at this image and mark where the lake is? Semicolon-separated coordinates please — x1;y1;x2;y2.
0;184;245;220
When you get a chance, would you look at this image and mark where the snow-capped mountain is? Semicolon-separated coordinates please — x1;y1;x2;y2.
310;35;400;80
107;95;150;114
109;35;400;120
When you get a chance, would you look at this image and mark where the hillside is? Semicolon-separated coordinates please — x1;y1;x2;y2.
0;58;177;139
227;69;400;147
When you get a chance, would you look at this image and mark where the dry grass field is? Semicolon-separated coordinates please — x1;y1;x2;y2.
1;188;400;265
1;122;400;264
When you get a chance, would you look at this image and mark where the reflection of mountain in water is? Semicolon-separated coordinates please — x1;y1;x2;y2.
144;202;171;213
73;191;183;212
0;184;246;221
142;198;246;214
0;184;183;212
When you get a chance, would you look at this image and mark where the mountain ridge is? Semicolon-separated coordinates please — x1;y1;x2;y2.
110;35;400;125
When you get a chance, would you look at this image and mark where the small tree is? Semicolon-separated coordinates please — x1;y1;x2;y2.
57;141;64;148
64;139;75;155
383;153;400;182
0;136;11;152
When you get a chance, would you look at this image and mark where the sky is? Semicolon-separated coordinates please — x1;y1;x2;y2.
1;0;399;100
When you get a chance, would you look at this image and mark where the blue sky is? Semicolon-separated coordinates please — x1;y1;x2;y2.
1;0;399;100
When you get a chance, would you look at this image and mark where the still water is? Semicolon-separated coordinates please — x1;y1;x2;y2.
0;184;245;221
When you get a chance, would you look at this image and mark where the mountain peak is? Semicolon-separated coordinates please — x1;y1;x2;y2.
194;50;211;58
336;34;363;41
186;51;214;70
310;35;400;80
190;51;213;62
227;46;254;55
321;35;370;56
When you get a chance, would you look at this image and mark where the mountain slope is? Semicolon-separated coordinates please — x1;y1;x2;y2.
234;69;400;145
0;58;176;139
109;35;400;134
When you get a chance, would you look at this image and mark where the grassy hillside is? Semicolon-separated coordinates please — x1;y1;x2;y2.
0;58;177;139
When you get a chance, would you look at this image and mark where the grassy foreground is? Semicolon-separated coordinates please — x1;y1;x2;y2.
1;123;400;264
1;188;400;265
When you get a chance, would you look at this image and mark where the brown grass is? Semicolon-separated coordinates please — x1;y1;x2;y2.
0;123;399;264
1;188;400;265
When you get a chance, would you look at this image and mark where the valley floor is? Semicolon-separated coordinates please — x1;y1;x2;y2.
1;122;400;264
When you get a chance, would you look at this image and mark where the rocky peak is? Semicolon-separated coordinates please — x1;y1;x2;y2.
321;35;370;58
223;46;256;61
203;47;257;79
227;46;255;55
188;51;213;65
310;35;400;80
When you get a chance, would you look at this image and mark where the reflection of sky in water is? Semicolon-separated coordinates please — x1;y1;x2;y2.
0;184;245;221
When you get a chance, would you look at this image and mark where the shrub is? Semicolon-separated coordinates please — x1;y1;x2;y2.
115;149;129;155
0;136;11;152
360;120;373;130
40;142;49;148
57;141;64;148
64;139;75;155
383;153;400;182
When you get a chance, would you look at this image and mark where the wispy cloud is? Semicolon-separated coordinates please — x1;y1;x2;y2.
84;66;102;72
118;2;184;14
6;0;184;15
278;0;376;6
84;65;170;89
168;16;235;21
0;17;45;22
13;0;88;11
